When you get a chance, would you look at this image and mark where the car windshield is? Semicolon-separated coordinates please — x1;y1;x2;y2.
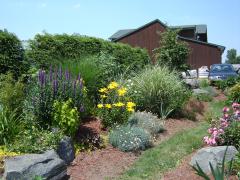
210;64;234;73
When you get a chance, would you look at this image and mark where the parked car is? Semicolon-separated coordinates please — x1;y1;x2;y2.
208;64;238;83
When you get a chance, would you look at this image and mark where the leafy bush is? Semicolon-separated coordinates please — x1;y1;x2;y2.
25;66;87;128
97;81;135;128
221;121;240;150
204;103;240;149
26;33;149;70
128;111;164;137
228;82;240;103
215;76;240;90
0;29;27;77
53;99;80;136
154;29;190;71
127;66;190;117
0;107;23;145
109;125;152;152
7;126;64;153
199;79;210;88
0;73;25;114
193;93;213;102
232;153;240;177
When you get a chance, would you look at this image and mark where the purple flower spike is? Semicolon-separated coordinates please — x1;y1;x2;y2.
59;66;62;80
73;80;77;97
65;70;70;81
49;65;53;82
53;79;58;95
80;105;85;112
77;73;81;81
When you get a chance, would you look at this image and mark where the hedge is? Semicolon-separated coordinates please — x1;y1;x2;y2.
0;29;26;77
26;33;150;70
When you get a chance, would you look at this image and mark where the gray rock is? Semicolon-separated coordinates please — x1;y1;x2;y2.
4;150;67;180
190;146;238;174
184;79;199;89
193;88;209;95
57;136;75;165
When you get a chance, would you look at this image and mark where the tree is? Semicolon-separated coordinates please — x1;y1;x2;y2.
153;29;190;71
225;48;240;64
0;29;26;78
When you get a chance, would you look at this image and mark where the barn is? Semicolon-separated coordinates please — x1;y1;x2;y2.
109;19;225;69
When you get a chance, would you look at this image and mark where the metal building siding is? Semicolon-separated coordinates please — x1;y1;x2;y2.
186;40;221;69
118;22;166;56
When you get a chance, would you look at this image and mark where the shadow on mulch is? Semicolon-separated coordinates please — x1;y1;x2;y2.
75;117;103;149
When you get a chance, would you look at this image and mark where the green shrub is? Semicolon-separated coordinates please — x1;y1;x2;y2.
201;86;218;97
53;99;80;136
0;107;23;145
0;73;25;114
228;83;240;103
109;125;152;152
127;66;190;117
97;82;135;128
7;126;64;153
199;79;210;88
215;76;240;90
128;111;164;137
221;121;240;150
0;29;27;77
232;153;240;177
26;33;149;71
193;93;213;102
25;66;87;128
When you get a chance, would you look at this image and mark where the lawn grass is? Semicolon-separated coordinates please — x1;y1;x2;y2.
118;122;208;180
208;100;228;118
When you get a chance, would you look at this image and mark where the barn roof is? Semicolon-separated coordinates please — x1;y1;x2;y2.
178;36;225;53
170;24;207;34
109;19;167;41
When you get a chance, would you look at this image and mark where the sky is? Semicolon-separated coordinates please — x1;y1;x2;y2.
1;0;240;62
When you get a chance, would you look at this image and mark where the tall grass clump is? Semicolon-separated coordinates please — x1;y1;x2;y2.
127;66;190;118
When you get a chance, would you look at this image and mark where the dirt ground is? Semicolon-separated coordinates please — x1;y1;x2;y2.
67;97;208;180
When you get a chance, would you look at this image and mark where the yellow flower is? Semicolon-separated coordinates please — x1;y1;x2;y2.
97;104;104;108
99;88;108;93
127;108;134;112
113;102;125;107
117;87;127;96
107;81;119;89
100;94;107;98
105;104;112;109
126;102;136;108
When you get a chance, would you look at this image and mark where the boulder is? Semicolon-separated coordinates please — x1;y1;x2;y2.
190;146;238;174
4;150;67;180
184;79;199;89
193;88;209;95
57;136;75;165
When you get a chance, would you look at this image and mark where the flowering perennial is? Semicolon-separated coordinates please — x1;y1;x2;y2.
204;102;240;146
97;81;136;128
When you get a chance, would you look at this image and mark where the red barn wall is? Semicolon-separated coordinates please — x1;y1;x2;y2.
183;40;222;69
118;22;166;57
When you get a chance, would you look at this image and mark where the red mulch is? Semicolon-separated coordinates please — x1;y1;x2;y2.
67;92;231;180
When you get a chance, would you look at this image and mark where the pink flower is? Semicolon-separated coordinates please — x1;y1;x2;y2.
232;102;240;109
234;110;240;116
222;107;230;113
223;113;229;119
208;128;213;134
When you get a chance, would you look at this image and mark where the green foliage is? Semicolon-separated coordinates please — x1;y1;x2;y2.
154;29;190;71
109;125;152;152
193;93;213;102
221;121;240;150
119;122;208;179
53;99;80;136
25;67;87;128
0;73;25;114
128;111;164;137
97;82;135;128
215;76;240;91
228;82;240;103
8;126;64;153
193;147;234;180
26;33;149;70
199;79;210;88
232;153;240;177
0;107;23;145
128;66;190;117
225;48;240;64
202;86;218;97
0;29;27;77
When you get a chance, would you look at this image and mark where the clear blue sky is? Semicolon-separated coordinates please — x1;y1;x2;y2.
1;0;240;61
